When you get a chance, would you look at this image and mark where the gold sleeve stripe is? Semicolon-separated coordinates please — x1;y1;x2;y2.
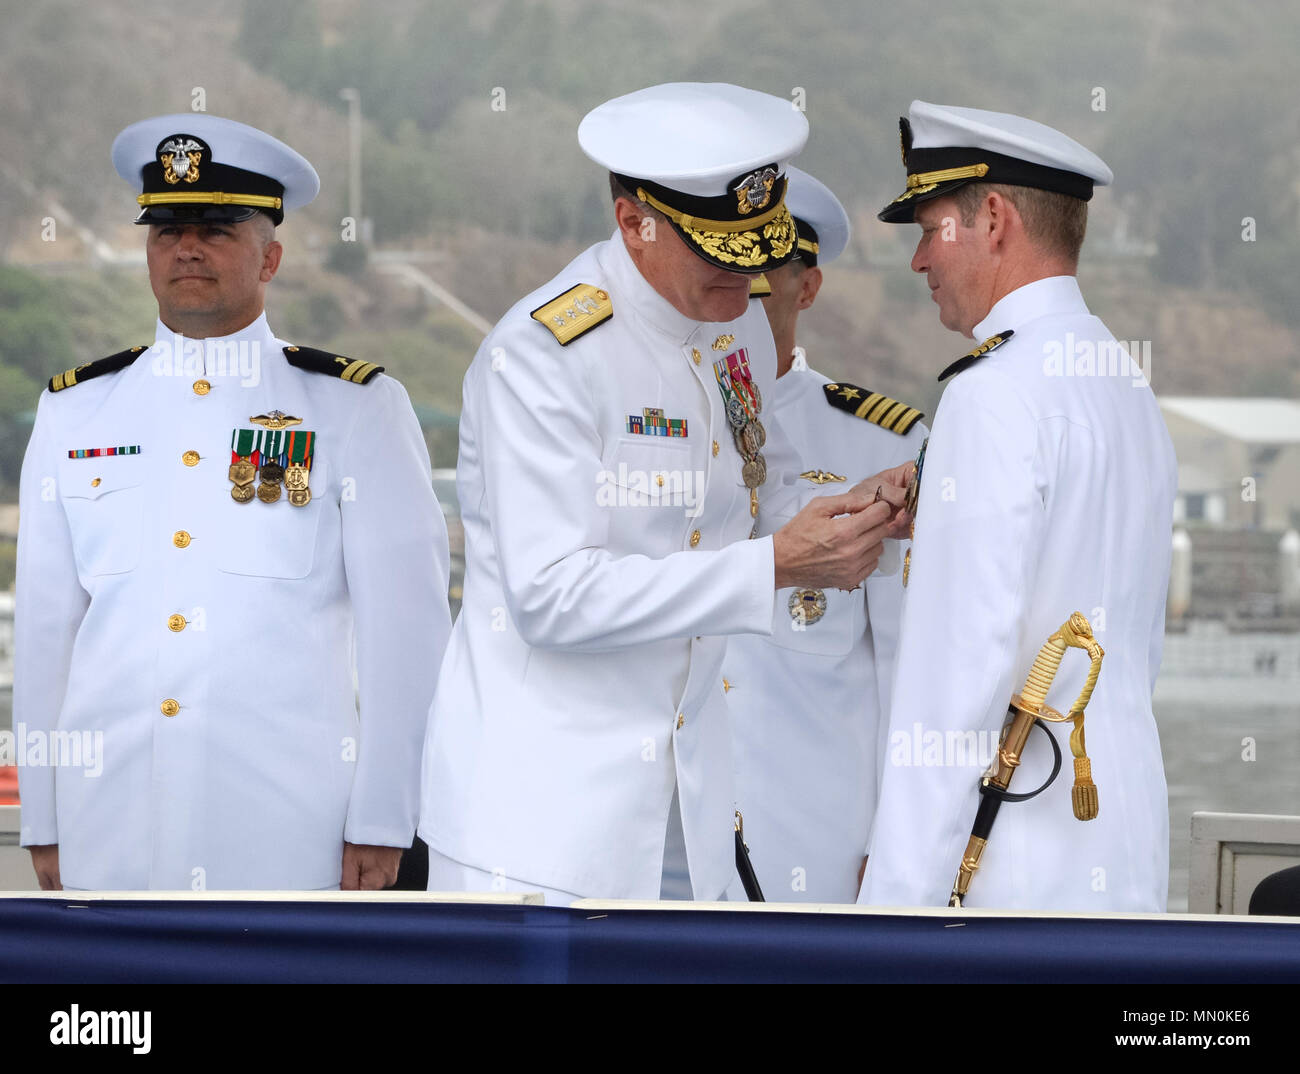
896;407;923;433
878;399;909;430
340;360;378;383
843;390;923;433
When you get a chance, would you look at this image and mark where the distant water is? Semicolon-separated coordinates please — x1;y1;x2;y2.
1155;625;1300;912
2;625;1297;911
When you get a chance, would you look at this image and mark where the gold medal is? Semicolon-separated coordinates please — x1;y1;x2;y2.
256;481;282;504
285;464;310;492
228;460;256;485
288;488;311;508
260;460;285;483
734;420;766;457
231;483;255;503
742;455;767;488
789;588;827;625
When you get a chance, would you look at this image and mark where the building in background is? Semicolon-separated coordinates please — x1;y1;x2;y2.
1160;398;1300;531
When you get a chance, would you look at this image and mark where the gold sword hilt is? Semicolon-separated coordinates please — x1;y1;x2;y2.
1011;611;1104;820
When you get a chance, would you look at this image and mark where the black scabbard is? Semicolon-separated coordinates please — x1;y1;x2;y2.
735;829;765;902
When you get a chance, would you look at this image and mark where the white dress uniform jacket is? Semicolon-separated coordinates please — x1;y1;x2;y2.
420;232;783;900
860;276;1177;911
15;313;451;889
725;360;926;902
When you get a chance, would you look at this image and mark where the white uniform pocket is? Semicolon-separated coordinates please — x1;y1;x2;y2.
217;461;328;580
601;438;697;506
59;457;144;576
765;495;863;657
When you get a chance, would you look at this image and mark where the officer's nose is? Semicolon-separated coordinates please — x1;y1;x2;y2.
175;228;204;260
910;236;928;275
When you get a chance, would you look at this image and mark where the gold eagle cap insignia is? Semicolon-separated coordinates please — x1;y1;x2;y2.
158;136;205;184
734;167;777;215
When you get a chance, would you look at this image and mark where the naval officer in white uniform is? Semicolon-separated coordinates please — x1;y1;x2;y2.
15;114;451;890
724;168;927;903
859;102;1177;911
419;84;911;905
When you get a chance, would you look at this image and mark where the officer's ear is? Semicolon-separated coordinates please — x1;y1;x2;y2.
796;265;822;310
615;197;658;251
983;189;1017;252
259;239;283;283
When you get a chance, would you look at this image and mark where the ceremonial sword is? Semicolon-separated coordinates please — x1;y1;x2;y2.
949;612;1105;908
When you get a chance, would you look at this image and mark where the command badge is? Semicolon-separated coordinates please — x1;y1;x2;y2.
789;588;827;626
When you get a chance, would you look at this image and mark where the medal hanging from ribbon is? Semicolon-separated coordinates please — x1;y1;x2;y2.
229;428;262;503
285;428;314;508
712;347;766;525
256;429;285;504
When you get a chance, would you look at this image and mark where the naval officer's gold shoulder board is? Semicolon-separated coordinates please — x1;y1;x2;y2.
936;329;1015;383
283;345;384;385
530;283;613;345
822;381;925;435
48;345;148;392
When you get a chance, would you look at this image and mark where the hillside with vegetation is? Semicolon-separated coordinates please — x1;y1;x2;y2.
1;0;1298;523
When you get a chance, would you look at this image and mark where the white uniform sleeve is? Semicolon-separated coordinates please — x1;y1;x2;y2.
469;323;775;653
14;392;90;847
861;374;1044;906
340;377;452;848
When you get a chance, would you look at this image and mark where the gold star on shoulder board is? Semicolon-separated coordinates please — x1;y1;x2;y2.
838;387;861;401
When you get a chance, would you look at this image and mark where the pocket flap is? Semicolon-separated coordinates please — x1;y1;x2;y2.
59;458;145;501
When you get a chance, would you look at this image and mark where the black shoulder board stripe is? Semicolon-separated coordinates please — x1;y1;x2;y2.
530;283;613;345
283;345;384;384
822;381;925;435
937;329;1015;383
49;345;148;392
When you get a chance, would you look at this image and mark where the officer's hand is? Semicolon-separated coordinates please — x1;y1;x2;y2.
846;467;914;540
772;478;910;591
29;845;61;891
341;842;403;890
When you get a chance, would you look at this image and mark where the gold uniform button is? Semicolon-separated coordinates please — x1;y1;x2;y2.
286;346;299;352
712;440;719;457
91;477;101;487
172;530;191;549
722;678;732;693
691;348;702;366
656;474;665;487
160;698;180;718
167;613;187;633
676;713;685;730
192;379;211;396
690;529;701;548
182;450;200;467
